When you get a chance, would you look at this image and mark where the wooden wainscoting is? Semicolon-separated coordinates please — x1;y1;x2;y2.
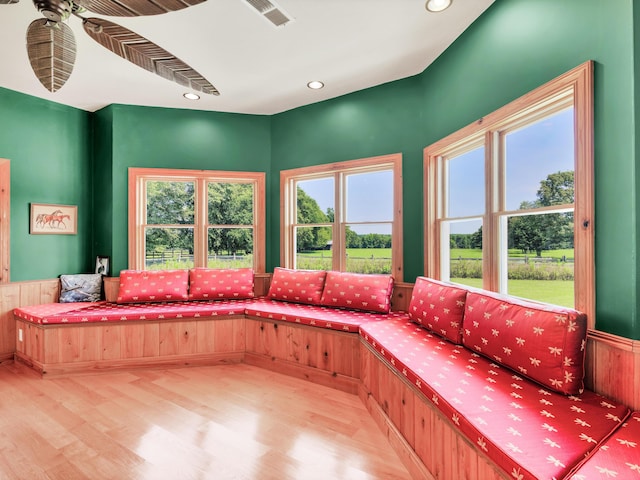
584;329;640;411
391;281;413;313
0;279;59;361
359;341;509;480
14;316;245;377
244;318;361;395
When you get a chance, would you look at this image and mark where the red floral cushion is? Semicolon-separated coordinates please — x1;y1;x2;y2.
14;302;99;324
267;267;326;305
569;412;640;479
117;269;189;303
189;268;254;300
462;290;587;395
361;318;629;480
320;271;393;313
245;298;409;332
408;276;467;343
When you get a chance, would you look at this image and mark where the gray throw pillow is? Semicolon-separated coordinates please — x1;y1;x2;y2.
59;274;102;303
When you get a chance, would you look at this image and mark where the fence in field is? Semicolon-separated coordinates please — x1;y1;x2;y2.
451;256;574;281
296;253;392;274
145;251;252;269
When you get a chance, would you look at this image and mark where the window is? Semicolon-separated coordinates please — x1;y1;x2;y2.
281;154;403;280
425;62;593;323
129;168;265;272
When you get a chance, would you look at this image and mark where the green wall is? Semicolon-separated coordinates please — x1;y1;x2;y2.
271;0;637;338
94;104;272;275
270;76;425;280
0;87;92;281
2;0;639;339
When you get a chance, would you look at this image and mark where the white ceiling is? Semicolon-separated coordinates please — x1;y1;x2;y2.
0;0;494;115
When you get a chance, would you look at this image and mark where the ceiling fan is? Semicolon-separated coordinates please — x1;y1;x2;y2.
0;0;219;95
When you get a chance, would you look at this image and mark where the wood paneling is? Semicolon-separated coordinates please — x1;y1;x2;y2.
584;329;640;410
360;342;509;480
0;279;59;359
391;281;413;312
103;276;119;302
14;315;245;377
244;318;361;394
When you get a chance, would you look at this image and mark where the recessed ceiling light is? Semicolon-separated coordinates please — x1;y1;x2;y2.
307;81;325;90
183;92;200;100
425;0;452;12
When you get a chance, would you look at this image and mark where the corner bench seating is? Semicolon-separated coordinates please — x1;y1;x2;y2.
12;269;637;480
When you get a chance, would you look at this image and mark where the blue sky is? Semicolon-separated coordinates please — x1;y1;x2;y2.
449;107;574;233
298;170;393;235
298;107;573;237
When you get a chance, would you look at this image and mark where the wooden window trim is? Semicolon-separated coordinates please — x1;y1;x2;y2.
0;159;9;283
280;153;404;281
128;167;266;272
424;61;594;325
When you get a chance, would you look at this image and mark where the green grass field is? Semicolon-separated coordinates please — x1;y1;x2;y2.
451;277;574;307
450;248;574;261
298;247;574;306
298;248;392;259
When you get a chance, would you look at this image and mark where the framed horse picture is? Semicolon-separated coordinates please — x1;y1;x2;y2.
30;203;77;235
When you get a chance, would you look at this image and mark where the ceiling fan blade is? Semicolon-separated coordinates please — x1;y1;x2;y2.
76;0;205;17
83;18;219;95
26;19;76;92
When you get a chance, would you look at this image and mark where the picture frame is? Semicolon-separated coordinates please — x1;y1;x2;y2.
95;255;110;276
30;203;77;235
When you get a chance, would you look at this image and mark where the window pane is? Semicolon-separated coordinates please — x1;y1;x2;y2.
345;170;393;222
296;178;334;224
506;212;574;307
208;228;253;268
445;219;483;288
505;108;574;210
146;181;194;224
295;226;333;270
344;223;391;274
145;227;194;269
447;147;485;218
208;182;253;225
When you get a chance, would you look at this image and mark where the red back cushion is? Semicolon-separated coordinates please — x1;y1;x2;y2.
117;270;189;303
189;268;254;300
267;267;327;305
408;277;467;344
462;290;587;394
320;271;394;313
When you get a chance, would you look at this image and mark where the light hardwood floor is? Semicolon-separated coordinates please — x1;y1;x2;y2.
0;362;412;480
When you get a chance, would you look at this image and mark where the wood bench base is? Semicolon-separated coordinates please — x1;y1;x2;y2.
360;340;509;480
14;316;246;377
14;350;244;377
13;314;521;479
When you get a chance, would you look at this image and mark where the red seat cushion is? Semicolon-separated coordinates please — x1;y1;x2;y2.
569;412;640;479
189;268;254;300
14;302;99;324
245;298;408;332
117;270;189;303
360;318;629;480
267;267;327;305
408;276;467;344
320;271;394;313
15;300;251;324
462;290;587;395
